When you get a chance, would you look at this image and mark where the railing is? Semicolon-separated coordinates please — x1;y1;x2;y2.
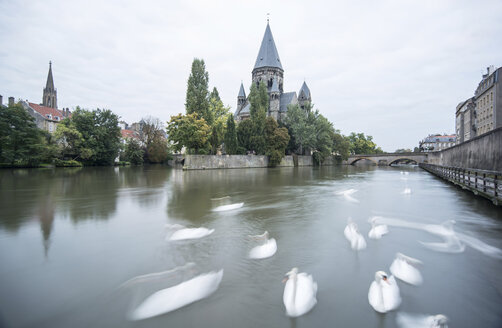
420;163;502;206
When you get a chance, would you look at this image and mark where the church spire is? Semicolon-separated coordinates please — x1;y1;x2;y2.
43;61;57;108
253;22;283;71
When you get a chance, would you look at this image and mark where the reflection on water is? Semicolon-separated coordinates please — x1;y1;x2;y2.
0;165;502;328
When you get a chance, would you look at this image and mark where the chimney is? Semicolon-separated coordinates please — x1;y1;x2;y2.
8;97;15;106
0;95;3;107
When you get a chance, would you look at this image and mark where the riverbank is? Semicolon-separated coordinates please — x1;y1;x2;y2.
168;154;341;170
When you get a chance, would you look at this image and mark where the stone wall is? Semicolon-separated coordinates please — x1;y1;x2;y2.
427;127;502;172
169;154;323;170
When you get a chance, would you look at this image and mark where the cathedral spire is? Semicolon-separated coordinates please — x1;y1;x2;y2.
253;22;283;71
43;61;57;109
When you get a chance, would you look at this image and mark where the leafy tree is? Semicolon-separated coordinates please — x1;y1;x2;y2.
247;82;269;154
185;58;210;123
207;89;230;154
224;115;238;154
236;119;253;153
283;104;316;155
395;148;412;153
0;103;46;166
347;132;383;155
138;116;170;163
166;113;211;154
264;117;290;166
147;137;169;163
332;132;350;160
122;138;144;165
312;114;335;165
54;122;91;161
62;107;121;165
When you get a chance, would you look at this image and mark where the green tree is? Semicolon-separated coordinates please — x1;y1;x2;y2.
236;119;253;153
312;114;335;165
147;137;169;163
347;132;383;155
54;122;91;161
0;103;46;166
122;138;144;165
283;104;316;154
247;82;269;154
166;113;211;154
224;115;238;154
185;58;210;123
63;107;121;165
264;117;290;166
207;89;230;154
332;132;350;161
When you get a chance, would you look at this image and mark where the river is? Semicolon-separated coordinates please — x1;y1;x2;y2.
0;165;501;327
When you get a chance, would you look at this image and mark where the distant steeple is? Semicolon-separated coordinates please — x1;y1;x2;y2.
43;61;57;109
253;22;283;71
299;81;311;100
238;82;246;98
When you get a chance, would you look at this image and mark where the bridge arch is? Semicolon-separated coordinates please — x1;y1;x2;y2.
349;157;378;165
389;158;419;166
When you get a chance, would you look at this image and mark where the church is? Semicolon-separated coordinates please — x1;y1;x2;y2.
234;22;312;122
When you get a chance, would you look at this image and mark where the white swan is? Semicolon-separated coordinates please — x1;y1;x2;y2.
335;188;360;203
390;253;423;286
166;224;214;241
249;238;277;259
129;269;223;320
368;217;389;239
283;268;317;317
396;312;449;328
212;202;244;212
368;271;401;313
344;219;367;250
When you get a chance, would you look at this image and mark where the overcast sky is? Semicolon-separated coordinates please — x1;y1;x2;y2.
1;0;501;151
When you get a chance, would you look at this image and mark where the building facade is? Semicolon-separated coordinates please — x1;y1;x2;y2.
234;22;312;122
455;66;502;144
419;134;456;152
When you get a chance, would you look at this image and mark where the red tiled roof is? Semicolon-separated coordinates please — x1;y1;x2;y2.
28;102;65;121
121;129;140;139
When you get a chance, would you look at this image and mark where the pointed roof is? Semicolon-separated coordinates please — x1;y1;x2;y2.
270;78;279;93
299;81;311;99
45;61;54;90
238;82;246;98
253;23;283;71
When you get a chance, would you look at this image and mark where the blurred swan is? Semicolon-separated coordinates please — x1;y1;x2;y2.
211;196;230;201
129;269;223;320
166;224;214;241
344;218;367;250
368;271;401;313
212;202;244;212
335;188;360;203
249;238;277;259
283;267;317;317
396;312;449;328
390;253;423;286
248;231;269;240
403;188;412;194
368;217;389;239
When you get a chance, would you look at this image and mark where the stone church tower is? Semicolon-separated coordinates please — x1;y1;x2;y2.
234;22;312;122
42;61;57;109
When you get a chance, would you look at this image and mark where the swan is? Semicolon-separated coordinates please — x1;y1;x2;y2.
396;312;449;328
389;253;423;286
282;268;317;317
335;188;359;203
212;202;244;212
249;238;277;259
368;217;389;239
248;230;269;240
420;220;465;253
129;269;223;320
368;271;401;313
166;224;214;241
344;219;367;250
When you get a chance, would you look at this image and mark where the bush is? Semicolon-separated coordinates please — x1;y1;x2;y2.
54;159;83;167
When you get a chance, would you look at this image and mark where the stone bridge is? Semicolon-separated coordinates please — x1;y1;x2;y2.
344;152;428;166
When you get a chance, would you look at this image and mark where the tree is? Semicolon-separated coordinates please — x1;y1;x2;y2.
166;113;211;154
54;122;91;161
332;132;350;161
283;104;316;155
207;88;230;154
264;117;290;166
62;107;121;165
347;132;383;155
185;58;210;123
224;115;238;154
236;119;253;153
312;114;335;165
122;138;144;165
247;82;269;154
147;137;169;163
395;148;412;153
139;116;170;163
0;103;47;166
